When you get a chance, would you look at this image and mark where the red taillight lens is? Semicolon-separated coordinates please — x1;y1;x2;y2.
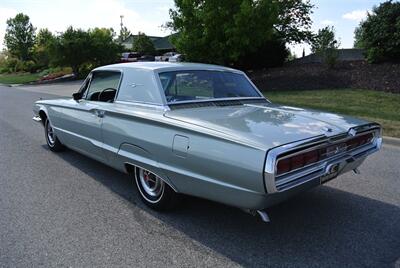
291;154;305;170
276;158;291;174
345;133;373;149
275;133;374;176
276;149;321;176
304;150;319;164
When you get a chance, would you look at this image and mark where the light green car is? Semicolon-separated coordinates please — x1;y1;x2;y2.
33;62;382;221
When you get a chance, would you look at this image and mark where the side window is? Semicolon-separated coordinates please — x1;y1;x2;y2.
85;71;121;102
79;75;91;97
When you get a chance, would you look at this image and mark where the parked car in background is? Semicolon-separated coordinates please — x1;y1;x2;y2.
32;62;382;221
168;54;184;62
120;52;142;63
155;52;178;62
138;55;155;62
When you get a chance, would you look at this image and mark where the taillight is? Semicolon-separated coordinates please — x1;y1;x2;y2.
276;132;374;176
345;133;373;149
276;148;322;176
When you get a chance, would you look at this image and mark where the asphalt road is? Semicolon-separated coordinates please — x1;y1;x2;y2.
0;84;399;267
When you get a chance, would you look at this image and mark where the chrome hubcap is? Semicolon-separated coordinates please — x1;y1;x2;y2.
138;169;164;198
46;121;55;145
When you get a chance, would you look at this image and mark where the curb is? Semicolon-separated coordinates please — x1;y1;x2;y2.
383;136;400;147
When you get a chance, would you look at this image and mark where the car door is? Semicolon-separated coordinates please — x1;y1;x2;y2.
61;70;122;162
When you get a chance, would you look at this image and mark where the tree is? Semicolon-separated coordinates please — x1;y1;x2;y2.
235;34;289;69
353;26;365;49
132;32;155;54
50;27;122;76
167;0;313;67
89;28;122;66
4;13;36;61
353;1;400;63
274;0;314;43
311;26;340;68
50;27;92;76
118;26;131;43
33;28;56;69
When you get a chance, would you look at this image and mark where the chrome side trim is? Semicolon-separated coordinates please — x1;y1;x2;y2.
167;97;266;106
114;100;170;111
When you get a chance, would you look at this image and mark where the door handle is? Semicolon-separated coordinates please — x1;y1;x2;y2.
94;109;105;118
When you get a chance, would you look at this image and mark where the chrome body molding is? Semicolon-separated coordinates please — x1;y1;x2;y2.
264;123;382;194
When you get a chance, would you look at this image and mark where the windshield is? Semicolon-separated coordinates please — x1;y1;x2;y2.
159;70;261;103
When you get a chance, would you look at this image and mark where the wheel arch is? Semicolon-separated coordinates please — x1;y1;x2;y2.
124;162;178;193
118;142;178;192
38;109;48;126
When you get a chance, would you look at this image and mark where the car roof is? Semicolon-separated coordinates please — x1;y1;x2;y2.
94;62;243;74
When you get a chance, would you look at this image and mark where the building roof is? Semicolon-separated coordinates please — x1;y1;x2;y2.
291;48;365;65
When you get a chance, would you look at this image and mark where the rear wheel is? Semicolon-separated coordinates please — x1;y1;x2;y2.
134;167;179;210
45;118;64;152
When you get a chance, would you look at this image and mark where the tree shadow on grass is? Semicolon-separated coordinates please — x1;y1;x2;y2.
47;146;400;267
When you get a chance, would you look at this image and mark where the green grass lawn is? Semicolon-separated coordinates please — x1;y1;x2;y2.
0;72;42;84
264;89;400;138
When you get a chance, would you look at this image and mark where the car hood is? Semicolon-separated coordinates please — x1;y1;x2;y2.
164;103;369;149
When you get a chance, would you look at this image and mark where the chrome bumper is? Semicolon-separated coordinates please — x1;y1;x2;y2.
32;115;42;122
264;124;382;194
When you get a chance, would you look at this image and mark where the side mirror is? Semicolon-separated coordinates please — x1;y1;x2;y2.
72;92;82;101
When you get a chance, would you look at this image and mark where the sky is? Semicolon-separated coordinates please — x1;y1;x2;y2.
0;0;384;56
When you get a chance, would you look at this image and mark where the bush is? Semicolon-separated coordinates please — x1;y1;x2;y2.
0;56;41;73
22;60;39;73
77;63;93;79
354;1;400;63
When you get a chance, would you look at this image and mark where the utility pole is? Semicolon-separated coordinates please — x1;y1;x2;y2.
120;15;124;43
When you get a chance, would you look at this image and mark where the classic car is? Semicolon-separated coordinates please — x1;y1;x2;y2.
33;62;382;222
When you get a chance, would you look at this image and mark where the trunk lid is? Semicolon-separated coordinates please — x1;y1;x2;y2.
164;102;368;149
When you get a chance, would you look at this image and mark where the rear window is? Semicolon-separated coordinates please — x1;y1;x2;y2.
159;70;261;103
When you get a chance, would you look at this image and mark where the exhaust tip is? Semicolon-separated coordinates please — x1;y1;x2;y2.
243;209;271;223
256;210;270;223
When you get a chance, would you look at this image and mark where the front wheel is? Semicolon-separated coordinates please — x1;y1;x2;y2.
45;118;64;152
134;167;179;210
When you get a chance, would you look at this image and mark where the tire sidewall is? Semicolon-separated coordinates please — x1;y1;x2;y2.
134;167;178;210
44;118;64;152
45;119;56;148
134;168;165;204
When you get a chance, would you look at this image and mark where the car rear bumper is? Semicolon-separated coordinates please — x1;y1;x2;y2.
262;124;382;198
32;115;42;122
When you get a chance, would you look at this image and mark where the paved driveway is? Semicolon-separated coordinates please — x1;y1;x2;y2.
0;84;399;267
13;80;83;97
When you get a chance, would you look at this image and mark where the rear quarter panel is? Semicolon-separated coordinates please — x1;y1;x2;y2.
101;105;267;207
